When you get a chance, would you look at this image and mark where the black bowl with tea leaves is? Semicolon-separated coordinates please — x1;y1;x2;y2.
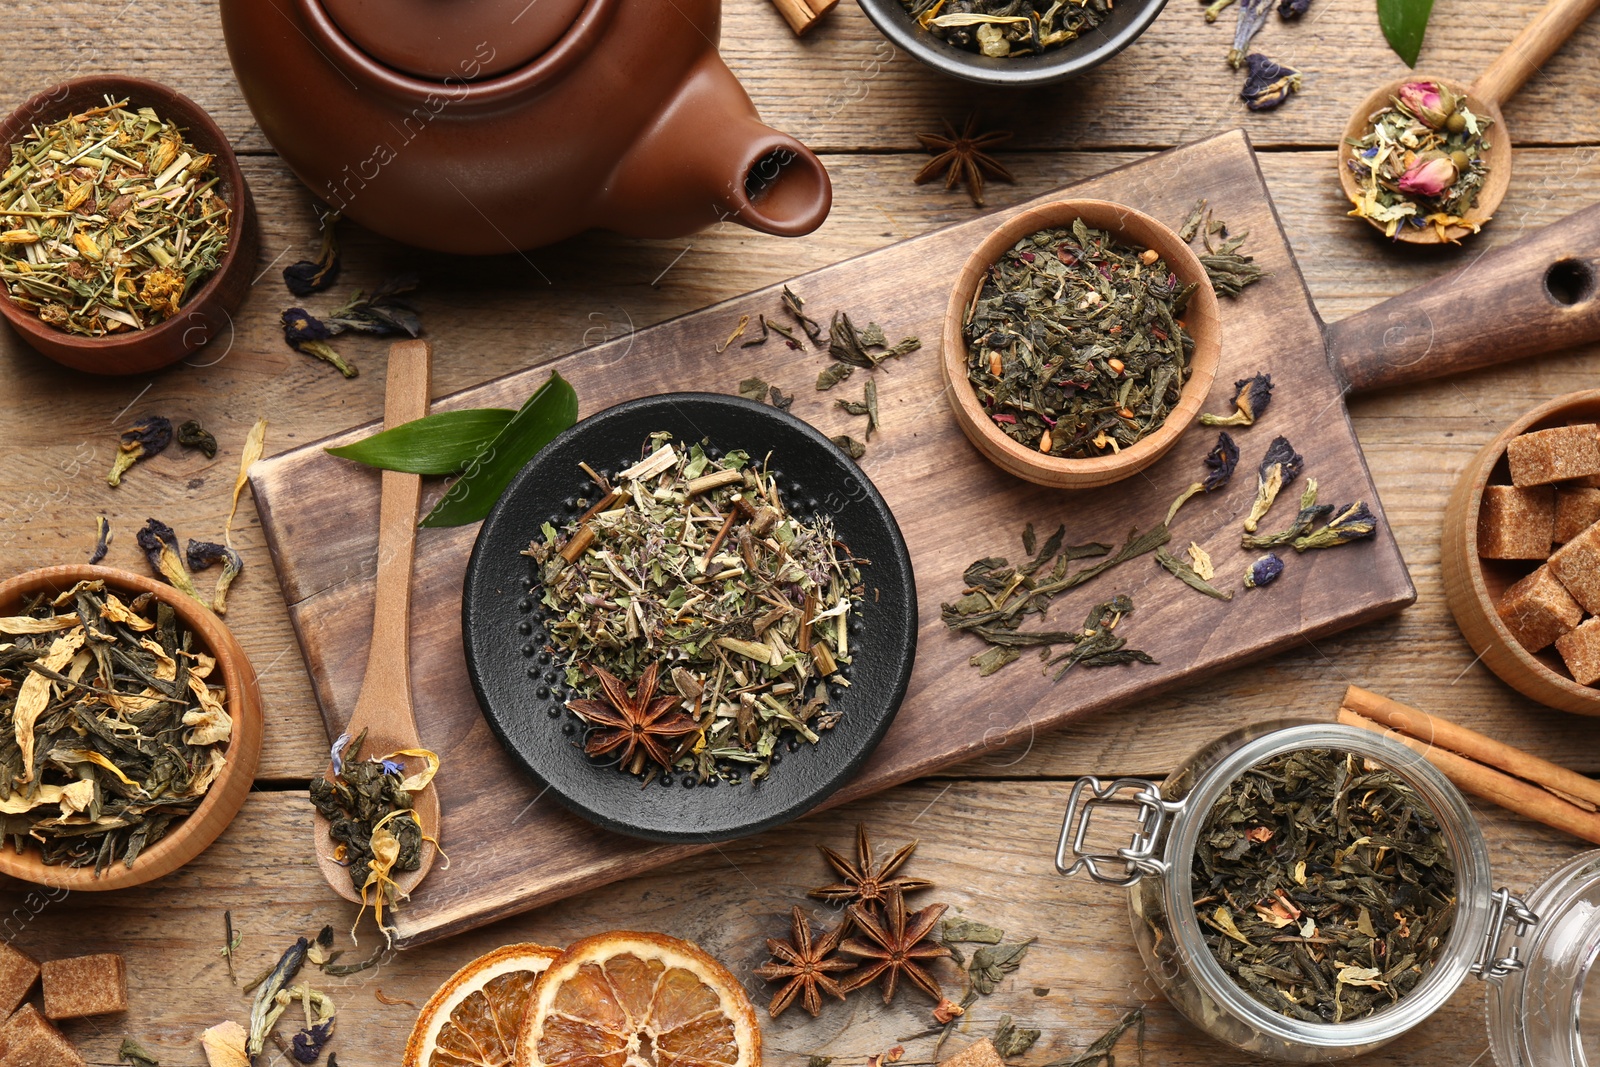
462;393;918;843
855;0;1169;85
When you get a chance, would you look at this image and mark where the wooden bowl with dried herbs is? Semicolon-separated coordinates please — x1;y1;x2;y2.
0;565;263;890
0;76;258;375
943;199;1222;489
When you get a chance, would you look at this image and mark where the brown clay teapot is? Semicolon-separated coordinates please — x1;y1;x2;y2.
219;0;832;253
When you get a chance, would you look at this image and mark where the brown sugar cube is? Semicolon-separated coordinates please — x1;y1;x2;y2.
1497;564;1584;652
942;1040;1005;1067
40;954;126;1021
1551;522;1600;614
0;1004;85;1067
1507;424;1600;486
1555;488;1600;543
1477;484;1556;559
0;943;38;1019
1557;617;1600;686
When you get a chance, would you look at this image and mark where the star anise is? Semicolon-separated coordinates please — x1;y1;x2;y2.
568;662;698;774
914;115;1015;208
809;824;934;913
753;906;855;1018
840;889;952;1003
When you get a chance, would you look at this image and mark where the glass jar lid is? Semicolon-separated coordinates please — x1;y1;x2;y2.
1488;849;1600;1067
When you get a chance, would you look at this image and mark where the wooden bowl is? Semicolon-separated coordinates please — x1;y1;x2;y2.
942;199;1222;489
1337;77;1511;246
0;77;259;375
1442;391;1600;715
0;565;263;889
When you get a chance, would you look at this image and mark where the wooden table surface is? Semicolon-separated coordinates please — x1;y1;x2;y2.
3;2;1599;1064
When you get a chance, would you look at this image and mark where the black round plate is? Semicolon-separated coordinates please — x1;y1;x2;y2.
462;393;918;843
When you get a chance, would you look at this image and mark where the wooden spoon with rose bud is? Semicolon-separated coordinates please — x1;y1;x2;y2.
1339;0;1600;244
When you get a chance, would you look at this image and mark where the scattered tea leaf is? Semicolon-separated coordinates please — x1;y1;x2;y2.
943;917;1005;944
817;363;855;391
178;420;219;459
831;435;867;460
992;1015;1041;1059
1156;546;1233;601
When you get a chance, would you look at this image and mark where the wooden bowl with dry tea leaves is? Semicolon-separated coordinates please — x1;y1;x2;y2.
0;76;258;375
1443;392;1600;716
0;565;263;890
942;199;1221;489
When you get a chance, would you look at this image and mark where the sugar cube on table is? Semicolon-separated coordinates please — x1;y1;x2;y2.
0;944;38;1019
1555;488;1600;543
1478;484;1556;559
40;954;126;1021
942;1040;1006;1067
1497;564;1584;653
0;1004;84;1067
1507;424;1600;486
1551;523;1600;614
1557;617;1600;686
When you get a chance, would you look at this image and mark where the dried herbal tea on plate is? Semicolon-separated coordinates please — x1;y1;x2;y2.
1346;81;1493;240
0;98;231;335
0;580;230;873
525;433;865;785
900;0;1113;57
963;219;1198;458
1192;748;1457;1023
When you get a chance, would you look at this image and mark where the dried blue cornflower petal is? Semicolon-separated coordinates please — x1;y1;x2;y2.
1243;436;1303;533
291;1020;335;1064
1201;373;1274;427
89;516;111;565
1278;0;1312;17
1228;0;1273;67
1203;432;1241;491
1242;478;1334;548
1294;501;1378;551
107;415;173;487
187;539;245;614
136;519;205;604
1241;54;1302;111
284;215;342;297
1245;553;1284;588
282;308;357;379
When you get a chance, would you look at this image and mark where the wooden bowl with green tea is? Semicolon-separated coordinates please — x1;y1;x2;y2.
0;76;258;375
942;199;1221;489
0;565;263;891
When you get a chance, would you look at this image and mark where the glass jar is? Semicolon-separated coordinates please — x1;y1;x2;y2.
1055;721;1537;1062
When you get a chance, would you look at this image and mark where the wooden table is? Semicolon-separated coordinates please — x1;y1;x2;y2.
2;2;1599;1064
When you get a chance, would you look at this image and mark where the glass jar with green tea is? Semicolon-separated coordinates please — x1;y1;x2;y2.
1055;722;1566;1062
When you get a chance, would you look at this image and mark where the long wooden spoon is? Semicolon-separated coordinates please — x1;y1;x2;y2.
312;338;441;907
1339;0;1600;244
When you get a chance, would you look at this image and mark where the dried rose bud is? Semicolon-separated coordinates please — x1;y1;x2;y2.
933;997;966;1024
1397;80;1457;129
1397;154;1459;197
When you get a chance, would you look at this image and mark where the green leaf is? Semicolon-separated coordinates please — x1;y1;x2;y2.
325;409;515;474
1377;0;1434;67
419;372;579;528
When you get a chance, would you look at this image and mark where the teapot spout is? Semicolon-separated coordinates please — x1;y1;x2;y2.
606;53;831;239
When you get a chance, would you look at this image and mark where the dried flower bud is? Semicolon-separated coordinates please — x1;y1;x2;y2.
1245;552;1284;588
1139;248;1160;265
1201;372;1273;427
1293;501;1379;551
1397;80;1457;129
1240;54;1302;111
1038;430;1053;454
933;997;966;1024
1397;154;1459;198
1243;435;1303;533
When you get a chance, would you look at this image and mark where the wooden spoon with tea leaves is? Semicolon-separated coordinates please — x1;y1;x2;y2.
311;338;441;909
1339;0;1600;244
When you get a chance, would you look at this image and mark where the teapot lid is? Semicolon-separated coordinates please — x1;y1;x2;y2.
319;0;590;80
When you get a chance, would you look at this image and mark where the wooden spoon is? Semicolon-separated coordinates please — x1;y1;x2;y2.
312;338;441;907
1339;0;1600;244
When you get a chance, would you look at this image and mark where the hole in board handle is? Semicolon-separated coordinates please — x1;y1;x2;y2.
1544;259;1595;307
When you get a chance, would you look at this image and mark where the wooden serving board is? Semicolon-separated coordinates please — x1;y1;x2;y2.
251;130;1418;946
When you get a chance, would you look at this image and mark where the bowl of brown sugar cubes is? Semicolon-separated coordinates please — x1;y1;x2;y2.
1444;391;1600;714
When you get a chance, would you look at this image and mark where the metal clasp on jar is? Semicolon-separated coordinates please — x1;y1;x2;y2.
1471;887;1539;982
1055;776;1186;886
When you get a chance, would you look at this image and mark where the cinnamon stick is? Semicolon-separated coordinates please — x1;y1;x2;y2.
1337;687;1600;846
1342;685;1600;810
769;0;837;35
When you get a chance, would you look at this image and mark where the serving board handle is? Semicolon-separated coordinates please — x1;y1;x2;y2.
1326;201;1600;395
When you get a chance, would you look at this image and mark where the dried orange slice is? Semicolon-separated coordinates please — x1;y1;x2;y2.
405;942;563;1067
516;931;761;1067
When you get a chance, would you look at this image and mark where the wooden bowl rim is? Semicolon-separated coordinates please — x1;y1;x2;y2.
1336;75;1510;246
0;564;263;890
941;198;1222;489
0;76;254;364
1453;390;1600;710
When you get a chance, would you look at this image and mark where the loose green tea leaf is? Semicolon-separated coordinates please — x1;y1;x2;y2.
1044;596;1156;681
1193;749;1455;1022
1036;1008;1144;1067
1156;546;1233;601
0;580;231;873
943;917;1006;944
992;1015;1041;1059
969;940;1034;995
119;1037;159;1067
326;408;515;475
420;372;579;528
1377;0;1434;67
739;377;771;403
0;99;231;336
817;364;855;391
831;435;867;460
177;420;219;458
902;0;1113;57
